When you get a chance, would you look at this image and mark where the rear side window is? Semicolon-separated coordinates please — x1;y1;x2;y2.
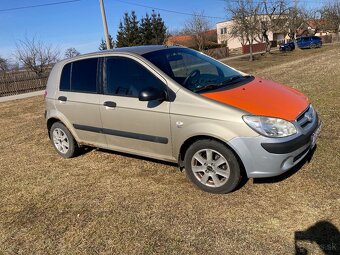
105;57;165;97
59;58;98;93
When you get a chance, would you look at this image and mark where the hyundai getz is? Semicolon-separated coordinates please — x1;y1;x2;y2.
45;46;321;193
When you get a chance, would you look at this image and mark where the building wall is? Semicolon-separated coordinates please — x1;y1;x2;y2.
216;21;234;45
216;17;285;50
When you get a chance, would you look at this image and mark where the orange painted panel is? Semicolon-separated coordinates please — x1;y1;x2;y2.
202;77;309;121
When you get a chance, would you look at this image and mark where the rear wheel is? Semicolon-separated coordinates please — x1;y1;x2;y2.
184;139;241;194
50;122;80;158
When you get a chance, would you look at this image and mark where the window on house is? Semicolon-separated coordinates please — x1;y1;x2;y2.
220;27;227;34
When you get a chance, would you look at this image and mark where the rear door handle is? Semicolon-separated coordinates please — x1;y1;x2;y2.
58;96;67;102
103;101;117;108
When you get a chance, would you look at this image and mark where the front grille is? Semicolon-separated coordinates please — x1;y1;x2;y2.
297;105;315;131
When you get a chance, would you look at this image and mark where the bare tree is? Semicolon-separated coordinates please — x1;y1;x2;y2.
295;8;323;37
0;56;8;72
64;47;80;58
321;0;340;41
227;0;261;61
15;37;60;77
285;5;306;39
184;11;210;51
261;0;289;53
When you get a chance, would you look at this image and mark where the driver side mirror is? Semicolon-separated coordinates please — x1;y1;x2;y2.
138;87;166;102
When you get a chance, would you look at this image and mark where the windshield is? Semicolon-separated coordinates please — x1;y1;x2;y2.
142;48;252;93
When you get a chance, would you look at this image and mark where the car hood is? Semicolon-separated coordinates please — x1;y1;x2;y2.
202;77;309;121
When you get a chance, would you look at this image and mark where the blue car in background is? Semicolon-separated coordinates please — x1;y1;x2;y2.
280;41;295;51
296;36;322;49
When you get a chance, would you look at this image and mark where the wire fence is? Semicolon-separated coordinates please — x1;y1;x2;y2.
0;72;49;97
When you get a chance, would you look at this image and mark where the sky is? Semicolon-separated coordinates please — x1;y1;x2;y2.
0;0;324;61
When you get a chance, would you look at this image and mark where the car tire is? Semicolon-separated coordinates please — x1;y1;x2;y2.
50;122;80;158
184;139;241;194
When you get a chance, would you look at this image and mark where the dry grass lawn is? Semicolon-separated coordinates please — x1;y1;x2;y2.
0;45;339;254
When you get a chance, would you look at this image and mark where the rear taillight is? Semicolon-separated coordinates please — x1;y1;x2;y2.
44;90;47;98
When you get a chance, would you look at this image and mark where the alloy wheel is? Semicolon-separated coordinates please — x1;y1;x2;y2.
191;149;230;187
52;128;70;154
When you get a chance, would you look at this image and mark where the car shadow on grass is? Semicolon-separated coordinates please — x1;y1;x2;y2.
78;145;317;192
295;221;340;255
95;147;179;168
253;145;317;184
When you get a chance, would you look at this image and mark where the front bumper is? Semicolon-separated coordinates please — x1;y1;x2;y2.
228;115;321;178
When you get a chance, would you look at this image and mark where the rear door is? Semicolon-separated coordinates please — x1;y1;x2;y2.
98;55;173;161
55;57;107;148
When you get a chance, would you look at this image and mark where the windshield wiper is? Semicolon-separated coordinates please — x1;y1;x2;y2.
193;83;223;93
193;75;252;93
222;75;252;85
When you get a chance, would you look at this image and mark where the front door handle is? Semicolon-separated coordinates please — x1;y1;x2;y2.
58;96;67;102
103;101;117;108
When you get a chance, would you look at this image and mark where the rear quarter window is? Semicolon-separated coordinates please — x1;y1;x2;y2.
60;63;71;91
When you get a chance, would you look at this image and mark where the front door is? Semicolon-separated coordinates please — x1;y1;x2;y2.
99;56;173;161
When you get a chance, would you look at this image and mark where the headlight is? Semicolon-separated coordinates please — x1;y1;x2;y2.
243;116;297;137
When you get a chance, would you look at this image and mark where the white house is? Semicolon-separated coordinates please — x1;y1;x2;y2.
216;15;287;50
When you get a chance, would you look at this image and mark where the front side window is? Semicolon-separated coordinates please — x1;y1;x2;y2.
105;57;165;97
143;48;250;93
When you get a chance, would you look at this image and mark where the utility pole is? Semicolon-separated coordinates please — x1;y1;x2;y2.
99;0;111;49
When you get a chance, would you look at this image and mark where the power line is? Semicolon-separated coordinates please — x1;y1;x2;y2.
0;0;81;12
114;0;226;20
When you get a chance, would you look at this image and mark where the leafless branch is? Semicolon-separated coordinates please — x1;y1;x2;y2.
15;36;60;76
227;0;262;61
184;11;211;51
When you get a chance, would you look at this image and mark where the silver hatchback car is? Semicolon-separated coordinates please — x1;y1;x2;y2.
45;46;321;193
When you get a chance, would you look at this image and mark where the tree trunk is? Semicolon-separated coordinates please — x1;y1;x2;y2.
249;39;254;61
263;31;271;53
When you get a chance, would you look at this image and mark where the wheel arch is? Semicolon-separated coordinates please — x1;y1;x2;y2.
46;113;80;143
178;135;247;177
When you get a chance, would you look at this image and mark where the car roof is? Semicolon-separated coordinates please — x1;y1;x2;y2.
58;45;186;65
84;45;184;57
102;45;176;55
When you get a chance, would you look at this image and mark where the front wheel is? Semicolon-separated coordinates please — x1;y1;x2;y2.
184;139;241;194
